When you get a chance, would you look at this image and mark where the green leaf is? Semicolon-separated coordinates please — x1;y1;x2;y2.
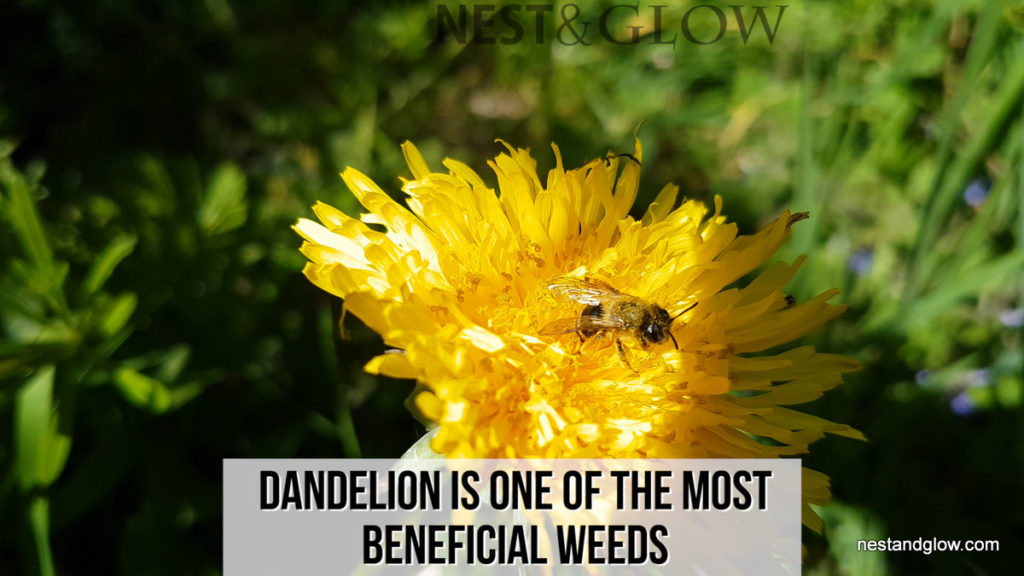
170;381;204;409
0;342;77;383
0;159;56;277
198;163;248;235
113;366;205;414
996;375;1022;408
14;366;73;491
114;367;173;413
817;501;888;576
81;235;137;298
0;139;16;160
155;344;191;383
97;293;138;338
136;155;176;217
902;251;1024;329
28;496;56;576
910;37;1024;294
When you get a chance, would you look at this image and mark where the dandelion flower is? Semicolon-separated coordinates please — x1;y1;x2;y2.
294;137;863;530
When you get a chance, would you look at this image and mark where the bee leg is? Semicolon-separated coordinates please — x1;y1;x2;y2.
616;338;638;373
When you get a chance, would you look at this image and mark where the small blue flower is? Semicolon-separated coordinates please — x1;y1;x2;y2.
967;369;990;388
963;179;990;208
950;392;974;416
847;248;874;276
999;308;1024;328
915;370;931;386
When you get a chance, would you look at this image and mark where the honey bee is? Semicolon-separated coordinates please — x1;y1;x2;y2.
539;277;697;365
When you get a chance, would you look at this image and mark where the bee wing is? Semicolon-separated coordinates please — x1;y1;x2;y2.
538;317;580;336
546;276;624;305
576;314;631;330
539;314;626;337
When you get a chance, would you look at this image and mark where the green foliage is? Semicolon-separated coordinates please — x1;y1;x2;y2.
1;1;1022;574
809;502;889;576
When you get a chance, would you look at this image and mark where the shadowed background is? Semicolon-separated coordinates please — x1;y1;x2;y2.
1;1;1022;574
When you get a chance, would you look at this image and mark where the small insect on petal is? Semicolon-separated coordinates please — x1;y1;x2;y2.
787;212;810;227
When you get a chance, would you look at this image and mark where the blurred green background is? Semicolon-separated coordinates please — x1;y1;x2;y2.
1;0;1022;574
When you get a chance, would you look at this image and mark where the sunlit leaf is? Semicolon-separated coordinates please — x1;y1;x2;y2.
14;366;73;490
97;293;138;338
0;159;56;278
199;163;248;235
81;235;137;298
114;367;173;413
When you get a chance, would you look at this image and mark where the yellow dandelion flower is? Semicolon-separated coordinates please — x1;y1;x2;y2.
294;137;864;530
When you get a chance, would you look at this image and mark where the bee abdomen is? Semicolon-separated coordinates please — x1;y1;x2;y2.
578;304;603;337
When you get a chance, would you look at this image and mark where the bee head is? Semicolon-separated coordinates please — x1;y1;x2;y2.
644;324;665;343
662;302;698;349
645;308;673;344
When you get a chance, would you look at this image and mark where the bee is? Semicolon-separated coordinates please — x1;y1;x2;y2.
539;277;696;366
